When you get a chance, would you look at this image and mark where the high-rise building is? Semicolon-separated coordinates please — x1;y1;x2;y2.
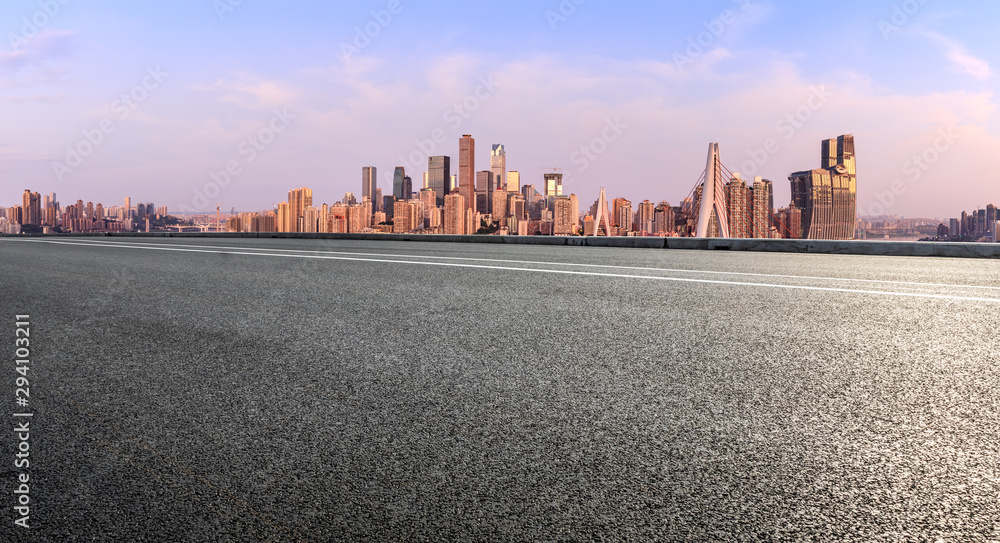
276;202;291;233
459;135;476;215
752;177;772;238
788;134;857;240
654;202;675;235
362;167;377;203
635;200;655;234
428;156;451;207
553;195;579;235
543;173;563;198
21;190;41;226
476;171;494;215
491;144;506;193
419;188;436;228
287;187;313;233
124;197;132;220
727;176;750;238
444;192;466;235
506;171;520;193
393;167;412;200
492;189;508;221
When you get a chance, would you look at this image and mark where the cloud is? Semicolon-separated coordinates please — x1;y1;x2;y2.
924;31;991;81
194;75;299;109
0;30;75;91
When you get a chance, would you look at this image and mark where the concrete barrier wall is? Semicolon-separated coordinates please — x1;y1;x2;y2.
7;232;1000;258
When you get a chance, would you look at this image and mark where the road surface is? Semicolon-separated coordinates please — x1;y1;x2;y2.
1;236;999;541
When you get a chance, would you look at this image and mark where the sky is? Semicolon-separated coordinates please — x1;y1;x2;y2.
0;0;998;218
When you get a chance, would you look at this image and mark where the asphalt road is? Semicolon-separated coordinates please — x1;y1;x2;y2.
2;236;999;541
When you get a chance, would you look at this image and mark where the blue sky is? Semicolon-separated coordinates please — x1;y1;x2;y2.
1;1;997;217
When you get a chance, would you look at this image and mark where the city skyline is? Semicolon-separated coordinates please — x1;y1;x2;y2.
6;132;999;241
0;2;996;218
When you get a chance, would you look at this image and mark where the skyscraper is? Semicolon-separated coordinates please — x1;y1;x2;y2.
543;173;563;198
459;134;476;215
287;187;313;233
727;176;750;238
21;190;40;226
476;171;494;215
506;171;520;193
428;156;451;207
788;134;857;240
444;192;466;235
752;177;772;238
362;167;377;203
491;144;506;193
393;167;412;200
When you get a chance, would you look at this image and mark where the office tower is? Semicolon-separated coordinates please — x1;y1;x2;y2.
788;134;857;240
476;171;494;215
362;167;377;203
383;196;396;220
393;167;411;200
124;197;132;220
428;156;451;207
459;134;476;215
444;192;466;235
949;218;960;238
343;192;357;205
491;144;506;192
506;171;520;193
374;188;383;213
287;188;312;233
988;205;997;235
423;172;429;189
543;173;563;197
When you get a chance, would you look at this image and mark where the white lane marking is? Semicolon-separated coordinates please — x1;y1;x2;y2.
11;238;1000;303
49;237;1000;292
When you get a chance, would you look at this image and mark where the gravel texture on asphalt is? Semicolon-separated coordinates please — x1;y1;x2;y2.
1;237;999;541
